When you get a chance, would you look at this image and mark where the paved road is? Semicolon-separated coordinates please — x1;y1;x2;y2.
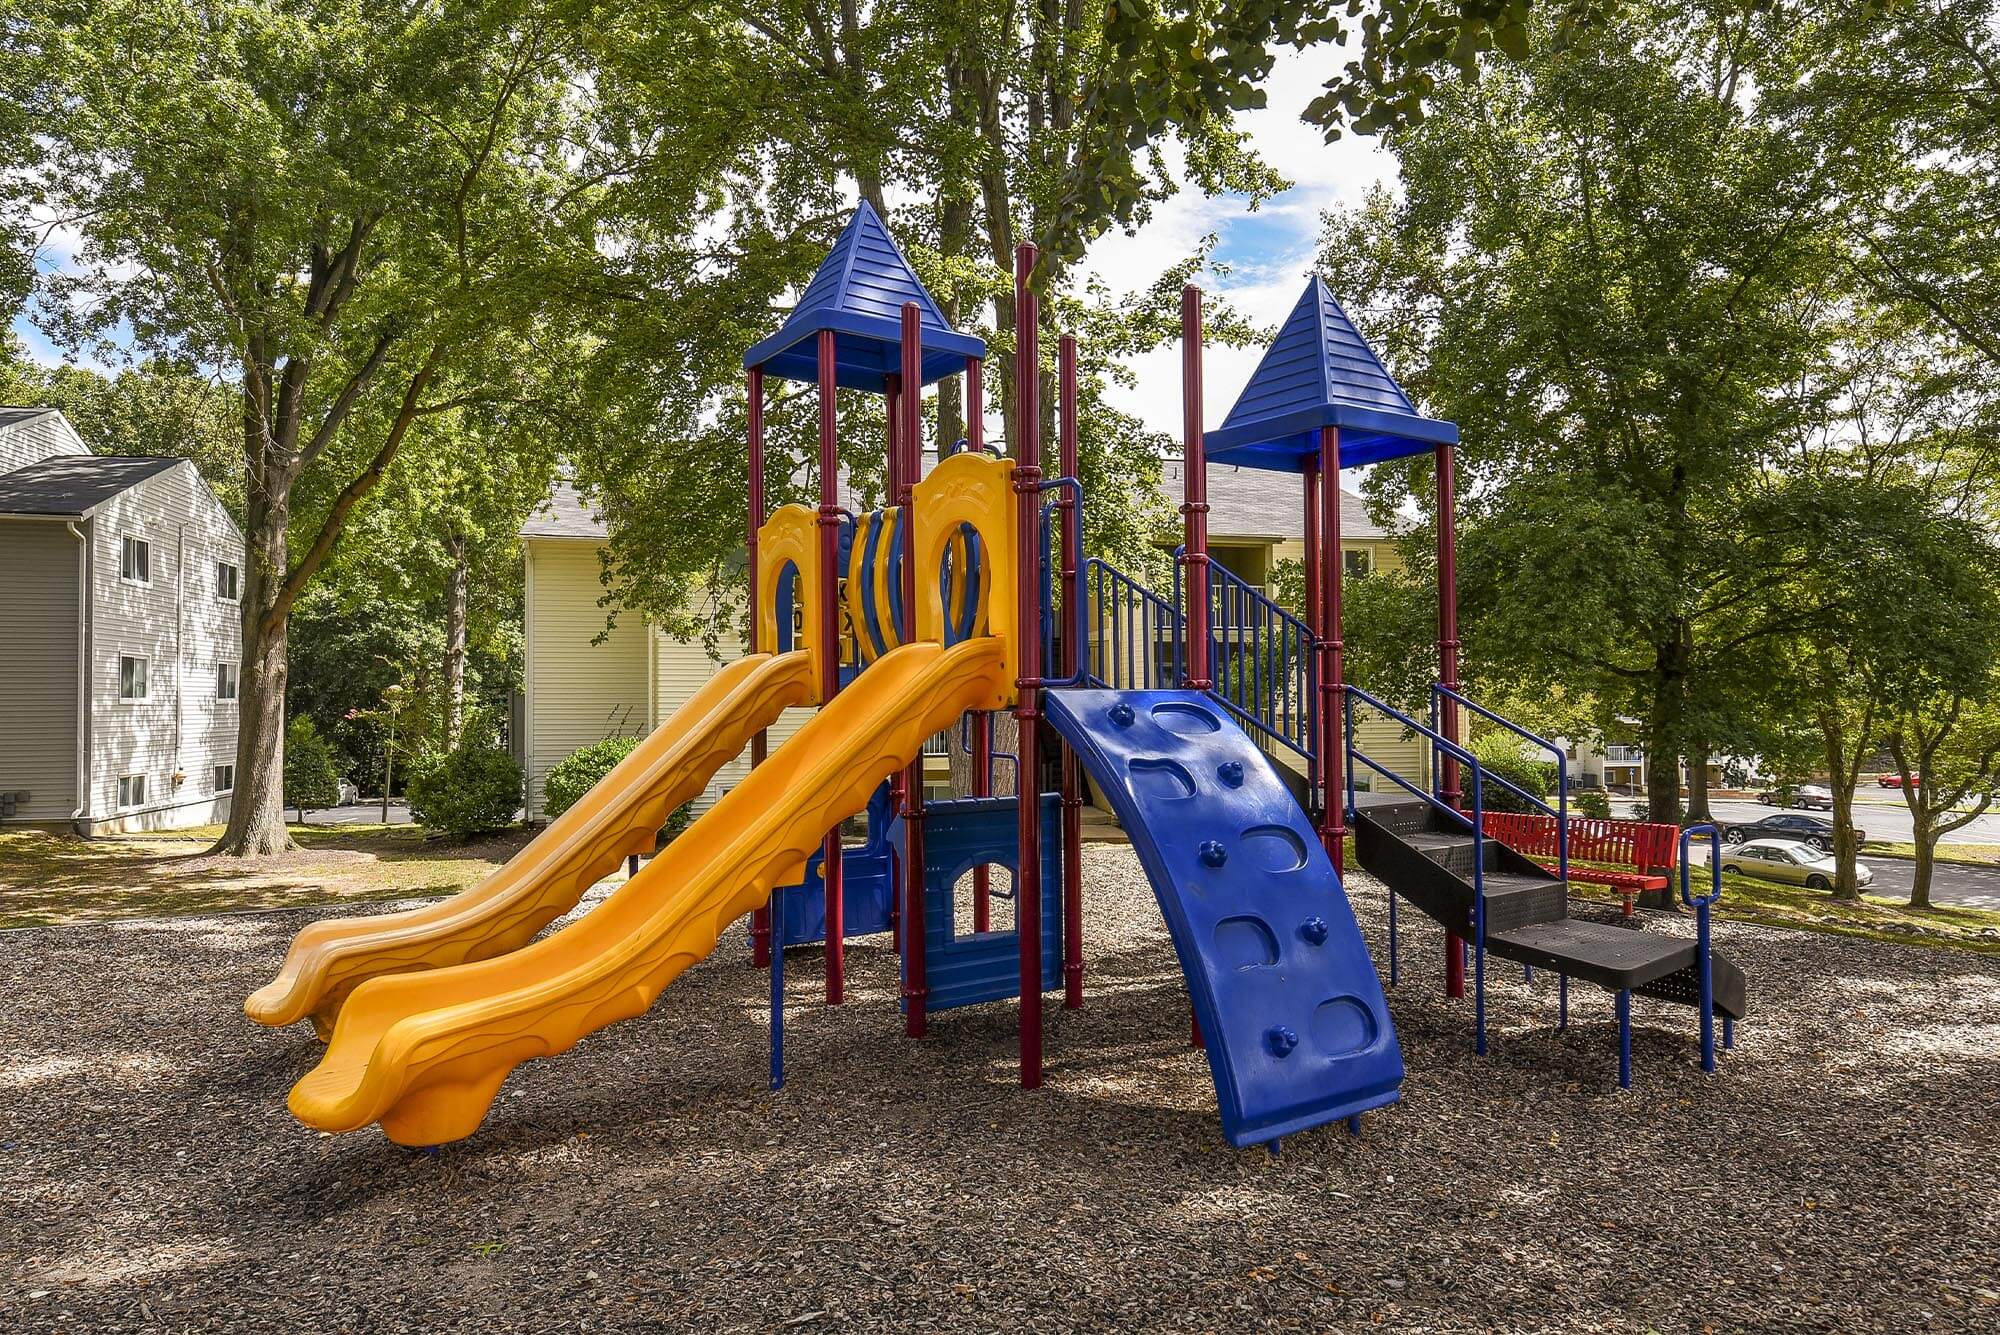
1610;795;2000;846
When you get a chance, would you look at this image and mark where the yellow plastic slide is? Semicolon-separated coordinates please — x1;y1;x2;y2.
287;635;1009;1145
246;650;815;1036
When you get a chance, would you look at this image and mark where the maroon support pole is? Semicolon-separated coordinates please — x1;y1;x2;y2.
1303;452;1324;856
1014;244;1045;1089
817;328;846;1005
886;376;904;958
1320;427;1347;873
967;356;993;930
1180;286;1211;691
1436;439;1465;998
748;366;772;968
899;304;929;1038
1057;333;1084;1009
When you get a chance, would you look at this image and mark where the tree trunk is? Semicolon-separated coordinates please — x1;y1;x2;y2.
443;528;469;747
1643;638;1687;824
1819;709;1863;901
1909;814;1935;909
216;491;294;856
1686;734;1712;822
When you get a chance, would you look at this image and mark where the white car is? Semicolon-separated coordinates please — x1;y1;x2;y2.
1720;838;1871;891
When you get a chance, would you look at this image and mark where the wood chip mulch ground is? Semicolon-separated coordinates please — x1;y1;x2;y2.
3;846;1997;1332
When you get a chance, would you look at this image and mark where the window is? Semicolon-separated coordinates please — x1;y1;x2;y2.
215;560;239;602
117;774;147;808
213;764;234;794
118;655;149;701
121;535;151;585
1343;548;1372;581
215;661;239;701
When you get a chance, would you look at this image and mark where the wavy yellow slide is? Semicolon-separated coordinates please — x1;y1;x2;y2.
288;635;1009;1145
246;650;815;1037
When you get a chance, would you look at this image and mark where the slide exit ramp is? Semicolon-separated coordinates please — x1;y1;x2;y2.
1044;688;1403;1148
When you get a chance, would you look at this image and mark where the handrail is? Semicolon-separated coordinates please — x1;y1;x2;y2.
1432;684;1569;884
1032;477;1087;687
1345;681;1490;1054
1080;555;1180;693
1171;545;1314;760
1680;823;1724;1072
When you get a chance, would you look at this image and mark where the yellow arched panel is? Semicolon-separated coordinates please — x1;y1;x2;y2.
913;452;1017;709
755;505;823;704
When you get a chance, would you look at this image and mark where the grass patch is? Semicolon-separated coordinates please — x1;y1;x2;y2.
1862;841;2000;868
0;823;532;931
1569;872;2000;956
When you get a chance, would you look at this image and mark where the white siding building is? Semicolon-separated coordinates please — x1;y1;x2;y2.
0;407;245;833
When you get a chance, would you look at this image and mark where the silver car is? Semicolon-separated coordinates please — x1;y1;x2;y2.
1720;838;1872;891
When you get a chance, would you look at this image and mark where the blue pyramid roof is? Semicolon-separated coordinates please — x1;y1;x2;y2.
744;201;986;392
1206;277;1456;471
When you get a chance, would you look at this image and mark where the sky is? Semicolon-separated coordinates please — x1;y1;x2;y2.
10;47;1396;439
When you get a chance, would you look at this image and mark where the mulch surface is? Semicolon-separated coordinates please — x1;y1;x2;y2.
3;846;1996;1332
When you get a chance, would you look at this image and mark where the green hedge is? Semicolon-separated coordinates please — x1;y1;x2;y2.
542;735;694;842
1467;730;1556;814
408;744;522;838
284;716;342;818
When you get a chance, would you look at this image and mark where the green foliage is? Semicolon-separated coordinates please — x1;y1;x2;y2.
1468;729;1553;814
283;718;342;819
408;745;523;839
542;736;643;821
1573;788;1613;820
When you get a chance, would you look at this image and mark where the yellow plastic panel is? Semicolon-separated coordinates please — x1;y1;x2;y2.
286;637;1008;1145
913;453;1016;708
754;505;822;697
245;651;815;1035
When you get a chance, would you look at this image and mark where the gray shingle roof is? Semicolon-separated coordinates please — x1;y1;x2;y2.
0;453;183;517
0;406;58;431
524;458;1390;545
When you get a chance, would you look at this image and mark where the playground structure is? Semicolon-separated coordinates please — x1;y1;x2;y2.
247;203;1744;1150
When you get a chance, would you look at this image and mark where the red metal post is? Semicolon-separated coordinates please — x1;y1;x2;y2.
1180;286;1211;690
1057;333;1083;1009
1320;427;1347;873
886;376;904;958
899;304;928;1038
1303;453;1324;855
1014;244;1044;1089
1436;440;1465;998
748;365;772;968
816;328;846;1005
967;356;992;931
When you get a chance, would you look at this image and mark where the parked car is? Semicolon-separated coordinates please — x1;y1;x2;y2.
1876;773;1917;789
1721;812;1864;850
336;778;361;806
1756;785;1794;806
1720;838;1872;892
1793;783;1834;810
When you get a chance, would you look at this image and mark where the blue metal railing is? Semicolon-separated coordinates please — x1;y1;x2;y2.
1344;681;1491;1054
1431;684;1570;886
1081;556;1181;692
1190;555;1315;762
1679;823;1729;1073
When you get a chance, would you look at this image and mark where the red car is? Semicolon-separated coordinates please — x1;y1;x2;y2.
1877;774;1918;789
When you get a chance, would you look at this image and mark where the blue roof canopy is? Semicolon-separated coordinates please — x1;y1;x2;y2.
1205;277;1457;472
744;201;987;392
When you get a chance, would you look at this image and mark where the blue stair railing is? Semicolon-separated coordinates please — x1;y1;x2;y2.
1678;823;1732;1073
1343;682;1494;1055
1081;556;1182;692
1429;685;1570;886
1175;548;1316;765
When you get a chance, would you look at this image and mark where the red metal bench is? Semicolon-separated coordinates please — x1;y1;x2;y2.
1476;812;1679;915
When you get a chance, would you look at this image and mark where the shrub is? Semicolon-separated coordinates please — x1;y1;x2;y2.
1573;787;1613;820
1466;730;1554;814
284;717;342;821
542;736;642;820
408;744;522;838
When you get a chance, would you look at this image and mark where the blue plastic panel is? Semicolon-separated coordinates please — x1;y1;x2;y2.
916;794;1062;1011
772;785;899;947
1044;689;1403;1146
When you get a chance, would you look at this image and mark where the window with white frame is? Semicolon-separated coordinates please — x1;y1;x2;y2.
214;763;235;794
117;773;147;808
118;655;149;701
215;661;239;701
121;534;151;585
215;560;239;602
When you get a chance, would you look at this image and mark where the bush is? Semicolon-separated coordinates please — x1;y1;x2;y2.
284;717;342;820
1466;730;1554;814
542;736;642;820
542;736;696;843
1573;787;1613;820
408;744;522;838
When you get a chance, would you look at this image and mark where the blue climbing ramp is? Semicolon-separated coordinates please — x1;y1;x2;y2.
1044;689;1403;1147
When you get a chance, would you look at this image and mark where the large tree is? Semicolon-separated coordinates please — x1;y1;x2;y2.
21;1;611;853
1317;1;1857;822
